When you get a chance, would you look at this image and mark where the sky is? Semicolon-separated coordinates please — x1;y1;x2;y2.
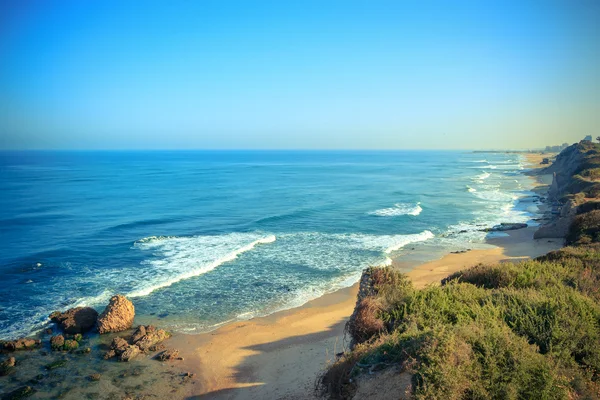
0;0;598;150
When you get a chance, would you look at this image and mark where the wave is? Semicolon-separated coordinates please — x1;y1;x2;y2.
472;190;518;202
368;202;422;217
472;172;491;182
469;165;497;169
383;230;434;253
466;186;477;193
129;233;277;298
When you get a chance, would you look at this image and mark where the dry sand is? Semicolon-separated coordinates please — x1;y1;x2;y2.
175;152;563;400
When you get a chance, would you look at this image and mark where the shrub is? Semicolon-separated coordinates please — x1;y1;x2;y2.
567;210;600;245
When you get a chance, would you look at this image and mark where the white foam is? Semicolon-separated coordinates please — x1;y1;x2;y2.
368;202;422;217
472;190;518;202
129;233;277;298
466;186;477;193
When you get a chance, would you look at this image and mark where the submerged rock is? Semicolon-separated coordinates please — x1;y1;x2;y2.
1;338;41;352
49;307;98;334
63;339;79;351
2;385;35;399
97;295;135;334
88;373;101;381
0;356;16;376
50;335;65;351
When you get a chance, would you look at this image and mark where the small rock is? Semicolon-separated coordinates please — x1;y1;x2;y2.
149;343;166;352
1;338;41;352
103;350;117;360
0;356;16;376
156;348;180;361
120;345;140;362
97;295;135;334
45;328;53;335
50;335;65;351
63;339;79;351
88;373;101;381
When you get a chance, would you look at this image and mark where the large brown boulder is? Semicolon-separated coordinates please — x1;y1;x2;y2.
49;307;98;334
97;295;135;334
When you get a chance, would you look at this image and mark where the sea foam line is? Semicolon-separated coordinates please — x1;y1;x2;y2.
128;234;276;298
369;202;422;217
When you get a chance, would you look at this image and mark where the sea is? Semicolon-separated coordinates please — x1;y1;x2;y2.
0;150;540;340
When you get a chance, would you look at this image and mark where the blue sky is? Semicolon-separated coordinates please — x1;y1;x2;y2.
0;0;598;149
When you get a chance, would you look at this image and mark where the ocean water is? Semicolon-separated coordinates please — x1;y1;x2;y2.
0;151;538;339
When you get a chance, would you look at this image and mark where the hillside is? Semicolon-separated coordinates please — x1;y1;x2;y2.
320;142;600;400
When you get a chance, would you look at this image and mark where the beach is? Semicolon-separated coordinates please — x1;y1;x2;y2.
172;152;563;399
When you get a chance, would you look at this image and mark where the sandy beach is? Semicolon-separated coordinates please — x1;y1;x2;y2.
170;152;563;400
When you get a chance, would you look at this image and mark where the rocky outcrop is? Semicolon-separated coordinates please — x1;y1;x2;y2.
534;199;579;239
97;295;135;334
1;338;41;351
483;223;528;232
103;325;170;362
49;307;98;334
130;325;169;351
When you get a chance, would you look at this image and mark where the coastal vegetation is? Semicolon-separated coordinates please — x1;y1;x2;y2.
321;141;600;399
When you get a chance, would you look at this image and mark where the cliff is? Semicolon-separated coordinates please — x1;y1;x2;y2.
534;140;600;239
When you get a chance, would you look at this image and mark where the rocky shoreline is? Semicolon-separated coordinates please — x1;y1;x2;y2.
0;295;194;400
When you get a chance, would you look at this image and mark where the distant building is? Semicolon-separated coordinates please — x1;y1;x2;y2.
584;135;593;142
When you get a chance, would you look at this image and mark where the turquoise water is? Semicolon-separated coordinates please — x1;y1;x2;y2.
0;151;537;339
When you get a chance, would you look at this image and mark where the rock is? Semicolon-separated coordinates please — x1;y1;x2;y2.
156;348;180;361
103;350;116;360
149;343;166;352
45;328;53;335
111;337;130;353
45;359;67;370
131;325;170;352
73;333;83;342
63;339;79;351
483;223;528;232
120;345;141;362
2;385;35;399
50;335;65;351
0;356;16;376
88;373;101;381
97;295;135;334
130;325;146;343
2;338;41;351
49;307;98;334
104;337;140;362
76;347;92;355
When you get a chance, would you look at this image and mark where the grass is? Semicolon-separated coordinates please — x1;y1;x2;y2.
321;254;600;399
320;142;600;399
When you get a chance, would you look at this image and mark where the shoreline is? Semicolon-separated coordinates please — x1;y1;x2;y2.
172;152;563;399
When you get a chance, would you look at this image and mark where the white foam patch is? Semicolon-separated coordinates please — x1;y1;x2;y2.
368;202;422;217
466;186;477;193
472;190;518;202
130;233;277;297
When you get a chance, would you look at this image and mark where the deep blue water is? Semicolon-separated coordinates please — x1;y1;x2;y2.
0;151;537;338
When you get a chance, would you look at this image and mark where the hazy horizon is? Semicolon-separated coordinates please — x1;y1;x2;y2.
1;1;598;150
